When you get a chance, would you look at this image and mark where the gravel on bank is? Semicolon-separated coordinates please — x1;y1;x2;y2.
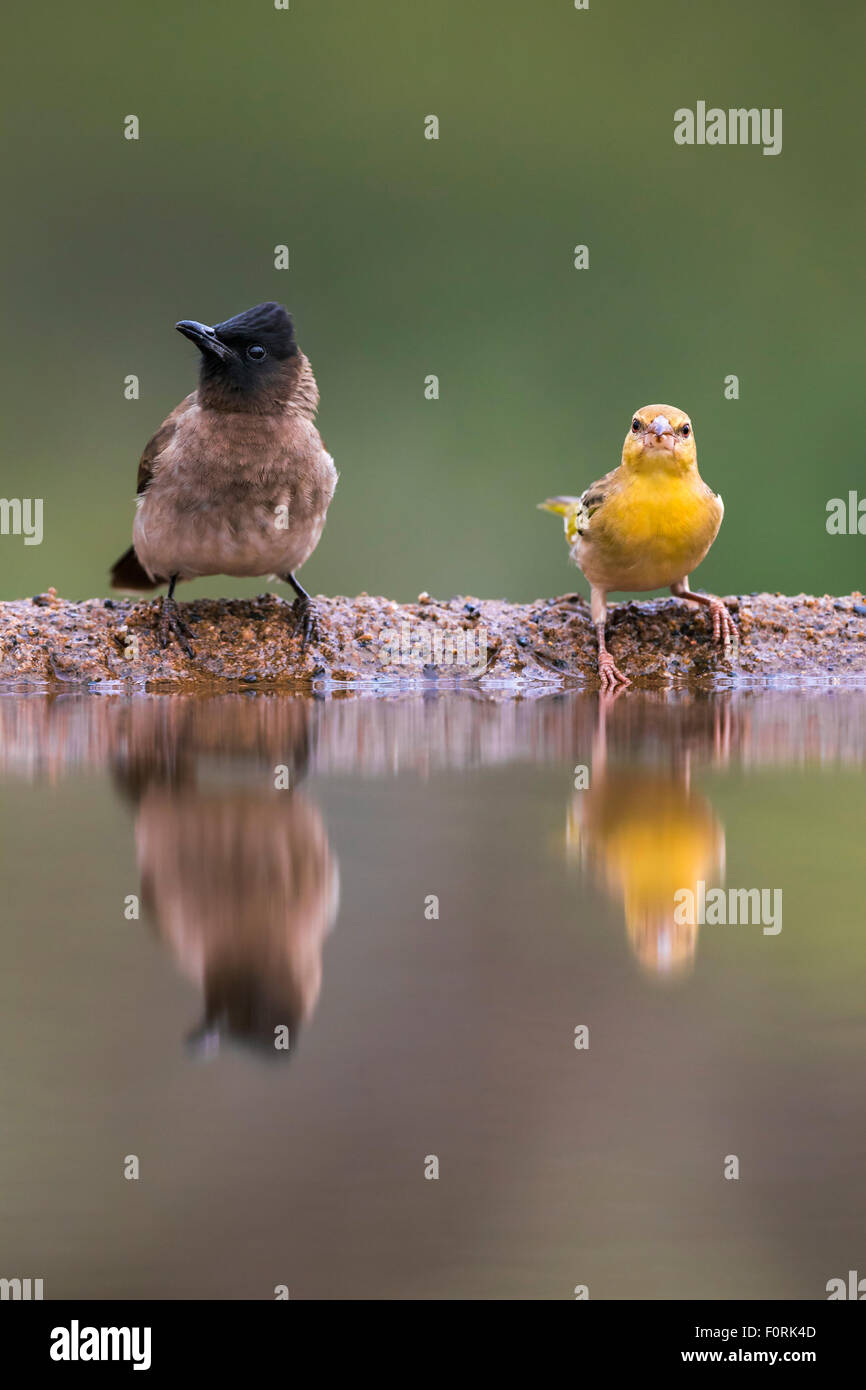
1;588;865;690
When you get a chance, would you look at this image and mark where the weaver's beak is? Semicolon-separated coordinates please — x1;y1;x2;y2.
176;320;238;361
648;414;675;449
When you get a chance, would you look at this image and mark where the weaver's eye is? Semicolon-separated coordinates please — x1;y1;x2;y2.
680;423;691;437
247;344;267;360
631;418;641;433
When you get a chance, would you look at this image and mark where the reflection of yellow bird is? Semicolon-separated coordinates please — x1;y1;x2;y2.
539;404;736;689
568;770;724;977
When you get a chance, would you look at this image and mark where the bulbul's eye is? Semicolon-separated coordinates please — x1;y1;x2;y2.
631;418;641;433
681;423;691;437
247;344;267;360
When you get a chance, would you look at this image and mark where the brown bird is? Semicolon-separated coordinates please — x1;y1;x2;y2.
110;302;337;654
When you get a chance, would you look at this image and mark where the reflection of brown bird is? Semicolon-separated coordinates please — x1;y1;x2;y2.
136;788;339;1057
111;693;314;802
109;693;335;1058
110;302;337;654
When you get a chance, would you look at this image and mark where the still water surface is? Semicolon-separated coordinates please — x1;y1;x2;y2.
1;689;864;1299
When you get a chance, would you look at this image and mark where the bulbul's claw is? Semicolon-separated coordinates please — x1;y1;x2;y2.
159;597;195;658
291;595;319;650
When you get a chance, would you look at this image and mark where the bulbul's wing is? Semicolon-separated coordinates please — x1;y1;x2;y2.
110;394;196;590
135;393;196;496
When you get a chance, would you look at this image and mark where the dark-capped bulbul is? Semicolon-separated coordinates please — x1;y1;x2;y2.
110;302;337;654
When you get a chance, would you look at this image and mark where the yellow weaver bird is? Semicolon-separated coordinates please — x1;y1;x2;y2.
539;404;736;689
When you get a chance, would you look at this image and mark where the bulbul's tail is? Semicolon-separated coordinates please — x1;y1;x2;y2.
110;546;158;592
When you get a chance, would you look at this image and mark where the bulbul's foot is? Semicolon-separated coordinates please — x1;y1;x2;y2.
159;596;195;657
706;598;738;649
290;595;319;650
598;652;631;691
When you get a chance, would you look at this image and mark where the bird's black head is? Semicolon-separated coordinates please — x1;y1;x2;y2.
185;963;303;1063
176;302;298;407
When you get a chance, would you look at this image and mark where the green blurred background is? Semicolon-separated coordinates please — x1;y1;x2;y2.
4;0;864;604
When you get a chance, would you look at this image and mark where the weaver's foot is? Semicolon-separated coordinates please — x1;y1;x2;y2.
707;598;738;649
598;651;630;691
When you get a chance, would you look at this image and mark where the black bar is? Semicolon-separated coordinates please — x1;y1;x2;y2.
3;1299;862;1374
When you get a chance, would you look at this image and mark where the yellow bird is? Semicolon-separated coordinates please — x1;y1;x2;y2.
539;404;736;689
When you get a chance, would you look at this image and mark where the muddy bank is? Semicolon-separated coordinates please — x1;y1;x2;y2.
0;588;865;690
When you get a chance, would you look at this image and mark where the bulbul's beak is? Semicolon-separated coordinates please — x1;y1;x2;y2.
184;1017;222;1059
176;320;238;361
